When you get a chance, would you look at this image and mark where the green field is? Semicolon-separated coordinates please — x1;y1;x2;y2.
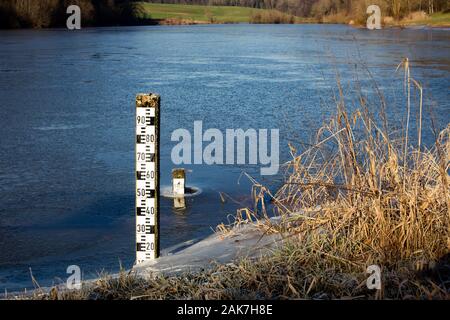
383;12;450;27
135;2;271;23
135;3;450;26
414;12;450;27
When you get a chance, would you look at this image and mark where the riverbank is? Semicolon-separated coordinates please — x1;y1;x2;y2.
381;11;450;28
13;213;450;300
136;4;450;27
10;217;284;299
3;1;448;29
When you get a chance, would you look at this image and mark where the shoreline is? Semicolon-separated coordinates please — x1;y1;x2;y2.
2;1;449;30
1;21;449;31
158;19;450;28
7;218;283;299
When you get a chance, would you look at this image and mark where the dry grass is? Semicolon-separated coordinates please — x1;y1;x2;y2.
250;10;296;24
320;13;351;24
16;248;449;300
13;59;449;300
216;58;449;299
271;59;449;266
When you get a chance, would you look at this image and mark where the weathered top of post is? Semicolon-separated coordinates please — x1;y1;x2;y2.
172;168;186;179
136;93;160;108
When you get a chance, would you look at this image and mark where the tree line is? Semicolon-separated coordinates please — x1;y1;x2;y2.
0;0;145;28
1;0;448;28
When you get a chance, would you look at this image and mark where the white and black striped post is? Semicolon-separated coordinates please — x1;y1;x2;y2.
135;93;160;263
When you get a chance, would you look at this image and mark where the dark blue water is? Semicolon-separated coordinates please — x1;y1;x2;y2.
0;24;449;291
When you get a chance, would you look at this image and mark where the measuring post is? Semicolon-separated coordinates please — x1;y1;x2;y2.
135;93;160;263
172;168;186;196
172;168;186;209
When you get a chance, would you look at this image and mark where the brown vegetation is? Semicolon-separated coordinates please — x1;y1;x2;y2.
270;60;449;267
159;17;211;24
250;10;295;24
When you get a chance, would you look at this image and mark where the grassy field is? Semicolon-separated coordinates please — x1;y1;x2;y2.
134;2;303;24
135;3;262;23
136;2;450;27
134;4;450;26
411;12;450;27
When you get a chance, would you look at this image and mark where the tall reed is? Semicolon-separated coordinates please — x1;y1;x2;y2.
246;59;449;271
